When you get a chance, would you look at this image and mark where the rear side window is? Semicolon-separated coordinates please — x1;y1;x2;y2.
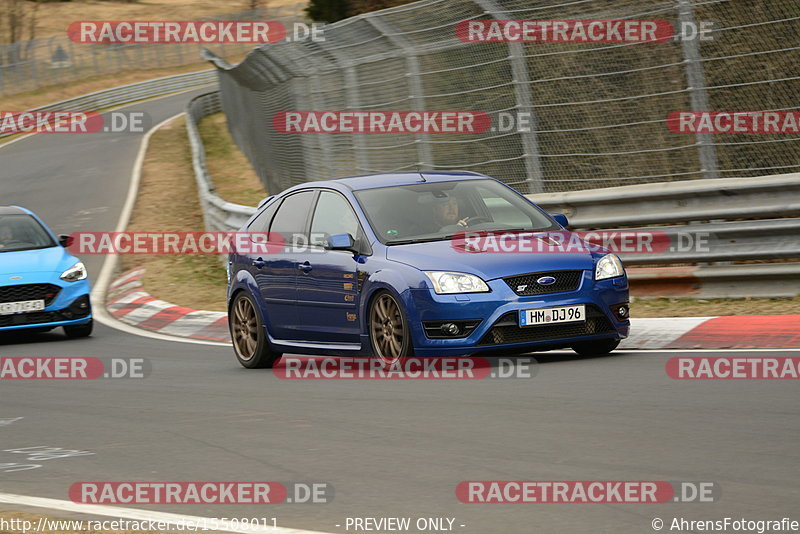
269;191;315;241
248;200;280;235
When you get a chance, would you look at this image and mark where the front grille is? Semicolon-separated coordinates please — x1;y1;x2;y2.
478;304;615;346
0;283;61;305
503;270;582;296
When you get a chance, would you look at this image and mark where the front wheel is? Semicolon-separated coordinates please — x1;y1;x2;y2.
369;291;413;368
230;292;281;369
64;319;93;339
571;338;620;356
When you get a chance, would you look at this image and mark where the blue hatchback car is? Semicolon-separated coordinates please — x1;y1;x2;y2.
0;206;93;337
227;172;629;368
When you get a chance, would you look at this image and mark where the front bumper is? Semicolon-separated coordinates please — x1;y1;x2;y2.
0;276;92;332
405;270;629;356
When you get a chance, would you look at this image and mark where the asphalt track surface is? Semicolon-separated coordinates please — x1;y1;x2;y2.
1;91;798;534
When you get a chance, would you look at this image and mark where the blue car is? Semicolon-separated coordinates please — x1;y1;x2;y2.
0;206;92;337
227;172;629;368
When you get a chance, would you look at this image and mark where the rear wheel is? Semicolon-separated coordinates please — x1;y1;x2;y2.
571;338;620;356
230;292;281;369
369;291;413;368
64;319;93;339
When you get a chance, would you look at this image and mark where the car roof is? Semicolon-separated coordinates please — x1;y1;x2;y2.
0;206;29;216
296;171;491;192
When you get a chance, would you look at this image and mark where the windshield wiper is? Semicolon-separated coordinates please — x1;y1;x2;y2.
386;236;452;245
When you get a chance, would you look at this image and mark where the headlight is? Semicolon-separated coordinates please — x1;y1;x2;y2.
60;262;88;282
595;254;624;280
424;271;489;294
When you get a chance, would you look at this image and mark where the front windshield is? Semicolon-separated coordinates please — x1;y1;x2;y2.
0;214;57;253
353;179;559;244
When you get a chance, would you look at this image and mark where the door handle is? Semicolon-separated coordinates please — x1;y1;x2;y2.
298;261;312;273
252;258;267;269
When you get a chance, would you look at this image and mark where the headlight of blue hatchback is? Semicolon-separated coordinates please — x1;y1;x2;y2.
60;261;88;282
424;271;489;294
595;254;625;280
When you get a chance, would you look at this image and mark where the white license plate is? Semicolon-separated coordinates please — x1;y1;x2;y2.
0;299;45;315
519;304;586;327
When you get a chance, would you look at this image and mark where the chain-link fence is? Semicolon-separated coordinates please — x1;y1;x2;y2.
0;4;306;97
206;0;800;195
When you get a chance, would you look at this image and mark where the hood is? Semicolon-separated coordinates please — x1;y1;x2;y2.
386;234;597;280
0;246;75;276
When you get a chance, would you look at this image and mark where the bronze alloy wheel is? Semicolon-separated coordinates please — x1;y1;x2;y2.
229;292;281;369
369;291;411;366
232;295;258;361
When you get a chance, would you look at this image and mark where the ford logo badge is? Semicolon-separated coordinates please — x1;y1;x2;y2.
536;276;556;286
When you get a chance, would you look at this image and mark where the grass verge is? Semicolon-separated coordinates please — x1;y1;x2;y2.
631;296;800;318
120;116;227;311
197;113;265;205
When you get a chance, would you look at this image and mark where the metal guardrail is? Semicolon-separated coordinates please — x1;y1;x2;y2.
186;91;799;298
529;174;800;228
186;91;256;233
0;69;218;140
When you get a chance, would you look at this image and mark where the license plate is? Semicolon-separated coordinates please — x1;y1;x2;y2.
0;299;45;315
519;304;585;327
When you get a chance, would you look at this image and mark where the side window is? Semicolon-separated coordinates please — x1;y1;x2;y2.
310;191;360;247
269;191;315;243
247;200;280;237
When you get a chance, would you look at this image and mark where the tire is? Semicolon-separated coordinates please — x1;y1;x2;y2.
229;292;281;369
571;338;620;356
368;290;414;369
64;319;93;339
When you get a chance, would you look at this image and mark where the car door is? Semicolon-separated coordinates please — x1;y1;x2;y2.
248;190;315;340
294;190;364;344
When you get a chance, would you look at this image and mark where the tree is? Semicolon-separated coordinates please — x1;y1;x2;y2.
305;0;349;23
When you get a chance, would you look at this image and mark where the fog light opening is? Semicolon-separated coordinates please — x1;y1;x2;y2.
441;323;461;336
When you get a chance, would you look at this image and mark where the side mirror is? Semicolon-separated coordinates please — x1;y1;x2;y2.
327;233;355;251
58;234;74;248
551;213;569;228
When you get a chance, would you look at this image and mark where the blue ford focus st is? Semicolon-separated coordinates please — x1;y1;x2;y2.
0;206;93;337
227;172;629;368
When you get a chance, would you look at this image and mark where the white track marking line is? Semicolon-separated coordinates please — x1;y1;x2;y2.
0;493;333;534
90;111;229;347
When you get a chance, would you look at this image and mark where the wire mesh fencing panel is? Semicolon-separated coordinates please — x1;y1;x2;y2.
0;4;307;98
207;0;800;195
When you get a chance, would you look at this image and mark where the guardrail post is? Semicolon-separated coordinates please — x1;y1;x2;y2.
472;0;544;194
677;0;719;180
363;15;434;171
315;39;370;174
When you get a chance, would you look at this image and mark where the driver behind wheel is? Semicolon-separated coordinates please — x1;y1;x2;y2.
0;223;15;250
